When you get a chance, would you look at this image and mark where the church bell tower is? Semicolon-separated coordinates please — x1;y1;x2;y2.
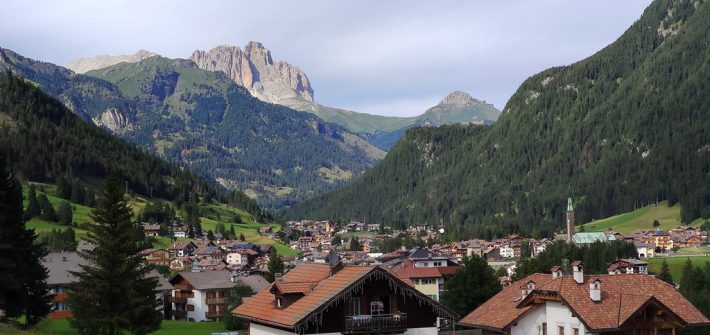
566;197;575;242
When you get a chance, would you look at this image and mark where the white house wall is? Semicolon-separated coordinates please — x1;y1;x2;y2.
511;301;586;335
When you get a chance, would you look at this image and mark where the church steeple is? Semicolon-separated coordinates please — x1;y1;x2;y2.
566;197;575;242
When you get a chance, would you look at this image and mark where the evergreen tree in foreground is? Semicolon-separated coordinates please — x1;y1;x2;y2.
440;255;501;317
67;176;162;335
0;158;50;326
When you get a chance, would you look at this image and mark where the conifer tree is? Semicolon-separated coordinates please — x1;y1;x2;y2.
266;248;285;282
229;226;236;240
0;158;50;326
657;258;673;284
70;179;85;205
67;176;162;335
57;200;73;226
26;184;41;218
37;194;57;222
349;237;361;251
441;255;500;316
239;232;245;241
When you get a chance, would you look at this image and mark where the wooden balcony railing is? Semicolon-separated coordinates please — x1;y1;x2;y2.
206;297;228;305
205;311;223;319
344;313;407;334
172;310;187;319
171;296;187;304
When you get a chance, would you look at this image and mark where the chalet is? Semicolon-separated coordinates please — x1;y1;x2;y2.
233;260;458;335
635;241;656;258
686;235;704;248
652;232;673;251
226;249;255;267
195;244;225;259
500;245;515;259
169;241;197;257
139;248;170;266
387;248;460;302
142;223;161;237
459;261;710;334
170;257;193;271
170;270;235;322
173;226;188;238
42;252;172;319
607;259;648;275
196;258;229;271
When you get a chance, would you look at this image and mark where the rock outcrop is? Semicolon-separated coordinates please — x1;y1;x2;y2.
439;91;483;107
65;50;158;74
190;42;314;104
92;108;132;133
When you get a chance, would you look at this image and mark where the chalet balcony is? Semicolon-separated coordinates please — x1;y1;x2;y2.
171;310;187;319
206;297;228;305
171;296;187;304
174;284;190;291
344;313;407;334
205;311;223;319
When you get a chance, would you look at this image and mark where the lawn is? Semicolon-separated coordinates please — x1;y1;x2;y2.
579;201;702;234
8;319;226;335
647;256;710;283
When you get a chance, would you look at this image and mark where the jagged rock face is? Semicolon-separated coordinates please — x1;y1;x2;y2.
190;42;314;103
440;91;482;107
65;50;158;74
92;108;132;133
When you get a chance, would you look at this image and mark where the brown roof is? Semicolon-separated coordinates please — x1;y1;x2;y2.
460;273;710;332
234;262;457;331
170;270;234;290
389;259;460;279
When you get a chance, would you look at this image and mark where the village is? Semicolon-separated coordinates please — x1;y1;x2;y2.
39;198;710;334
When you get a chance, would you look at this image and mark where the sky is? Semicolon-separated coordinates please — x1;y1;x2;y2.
0;0;652;117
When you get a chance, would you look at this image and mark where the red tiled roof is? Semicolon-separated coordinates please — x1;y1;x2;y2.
234;262;457;330
389;259;460;279
273;281;317;294
460;273;710;332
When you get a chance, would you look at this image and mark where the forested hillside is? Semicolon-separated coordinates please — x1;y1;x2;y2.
287;0;710;239
0;50;384;208
0;71;262;219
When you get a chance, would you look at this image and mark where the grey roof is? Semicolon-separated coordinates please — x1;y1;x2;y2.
42;252;88;285
572;232;614;244
235;274;270;292
43;252;170;289
148;269;174;291
172;270;235;290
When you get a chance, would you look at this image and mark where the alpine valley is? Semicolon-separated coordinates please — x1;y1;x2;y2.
286;0;710;238
0;42;498;209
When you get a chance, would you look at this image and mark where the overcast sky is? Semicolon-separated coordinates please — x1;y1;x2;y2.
1;0;652;117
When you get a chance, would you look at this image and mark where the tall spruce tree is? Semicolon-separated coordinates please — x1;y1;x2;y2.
57;200;73;226
0;158;50;326
658;259;674;284
26;185;41;218
67;176;162;335
266;248;285;282
37;194;57;222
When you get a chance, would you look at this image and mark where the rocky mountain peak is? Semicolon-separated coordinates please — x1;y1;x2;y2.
440;91;480;107
65;50;159;74
190;42;314;103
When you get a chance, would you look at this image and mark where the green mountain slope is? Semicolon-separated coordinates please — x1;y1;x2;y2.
0;70;263;219
286;0;710;239
0;50;385;209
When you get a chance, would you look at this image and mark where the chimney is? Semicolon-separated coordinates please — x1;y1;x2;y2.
572;261;584;284
589;279;601;302
551;266;563;278
275;273;283;283
520;280;536;299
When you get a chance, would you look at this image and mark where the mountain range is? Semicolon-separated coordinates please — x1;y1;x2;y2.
286;0;710;238
0;48;383;208
66;42;500;150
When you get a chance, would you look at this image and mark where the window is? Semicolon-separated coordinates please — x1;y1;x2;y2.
370;300;384;315
187;304;194;311
351;298;361;315
558;326;564;335
421;278;435;285
572;328;579;335
542;323;547;335
434;261;442;267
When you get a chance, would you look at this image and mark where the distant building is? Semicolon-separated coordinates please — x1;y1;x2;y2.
607;259;648;275
170;270;234;322
571;232;616;246
142;223;161;237
635;241;656;258
387;248;460;302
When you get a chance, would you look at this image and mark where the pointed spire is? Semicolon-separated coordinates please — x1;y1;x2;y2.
567;197;573;212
